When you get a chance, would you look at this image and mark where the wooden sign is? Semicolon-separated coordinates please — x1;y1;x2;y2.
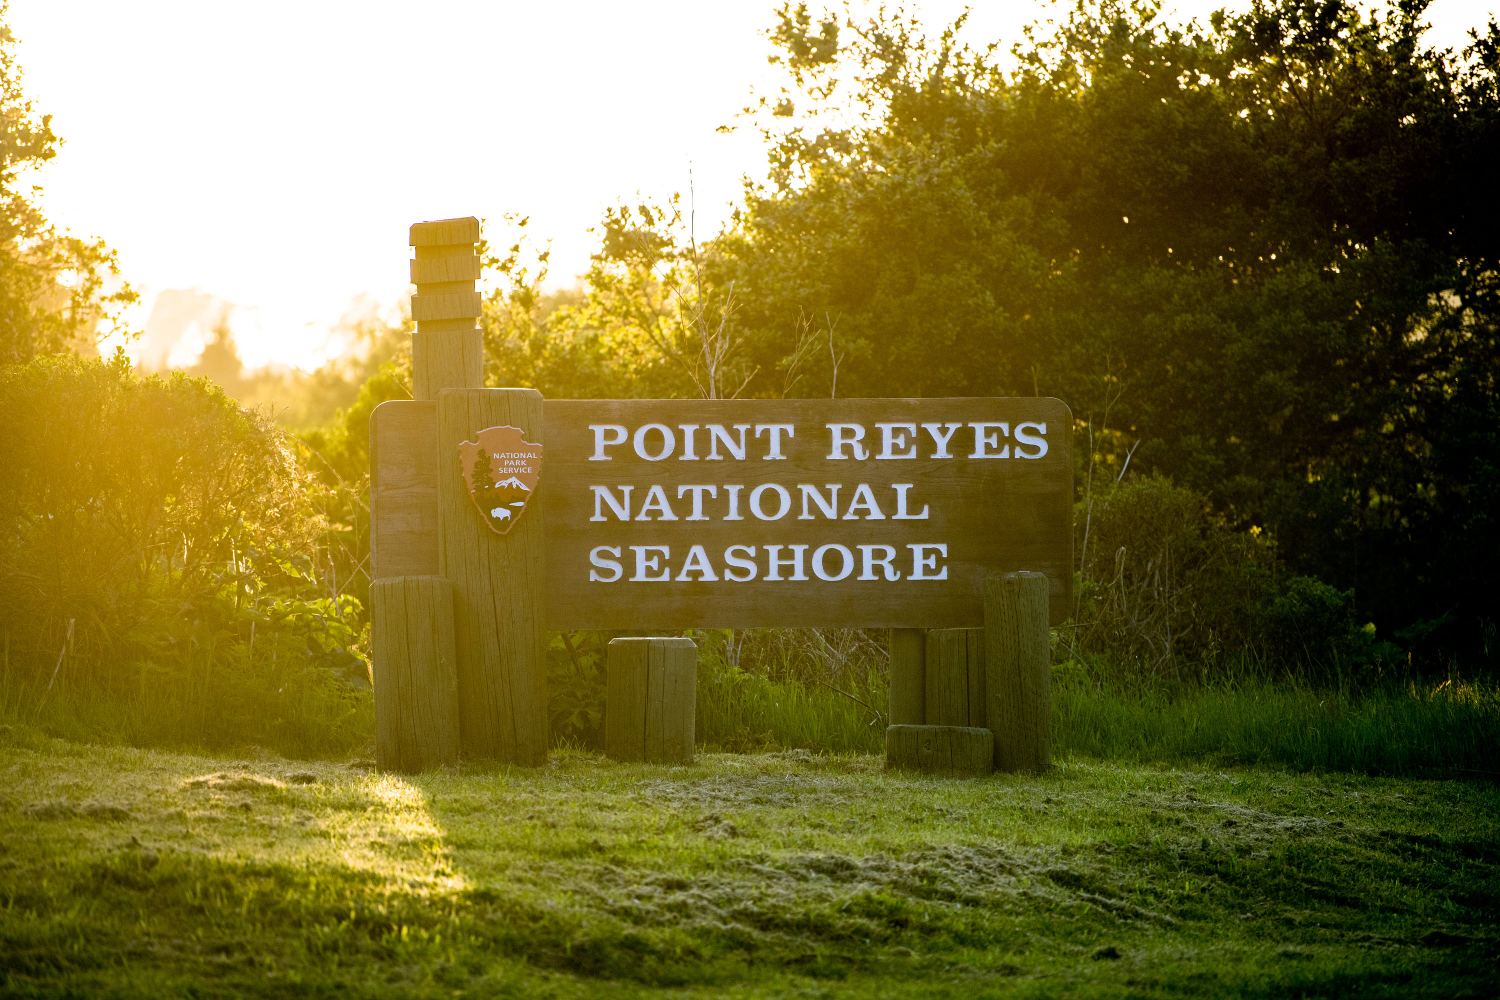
539;397;1072;629
373;217;1070;773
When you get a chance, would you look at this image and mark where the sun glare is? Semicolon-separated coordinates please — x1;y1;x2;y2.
8;0;1493;371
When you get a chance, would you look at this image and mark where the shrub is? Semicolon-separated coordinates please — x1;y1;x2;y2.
1072;475;1386;679
0;355;370;755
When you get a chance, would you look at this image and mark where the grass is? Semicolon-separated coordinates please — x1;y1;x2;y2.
698;656;1500;776
0;726;1496;997
1052;665;1500;775
697;655;886;753
0;650;372;760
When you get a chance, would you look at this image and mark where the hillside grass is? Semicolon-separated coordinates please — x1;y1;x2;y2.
1;727;1496;997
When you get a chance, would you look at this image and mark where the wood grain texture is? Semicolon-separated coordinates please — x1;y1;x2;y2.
541;397;1072;629
604;638;648;761
413;329;483;401
649;638;696;763
983;571;1051;773
410;253;481;284
924;627;985;728
410;217;480;247
884;724;993;776
438;388;549;765
605;637;696;763
888;628;925;726
370;401;438;579
412;290;482;323
371;576;459;773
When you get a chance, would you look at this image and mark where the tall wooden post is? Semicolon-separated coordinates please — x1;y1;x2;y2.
983;571;1052;772
366;217;488;772
372;216;545;771
410;217;484;397
437;388;549;765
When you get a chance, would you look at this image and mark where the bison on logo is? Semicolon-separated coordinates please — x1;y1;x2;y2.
458;425;543;536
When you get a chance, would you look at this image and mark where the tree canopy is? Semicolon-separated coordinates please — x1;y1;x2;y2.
485;0;1499;660
0;2;133;365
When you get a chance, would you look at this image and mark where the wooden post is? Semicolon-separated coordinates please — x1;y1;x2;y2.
365;217;484;773
370;401;438;579
983;570;1052;772
885;724;993;776
605;638;696;764
371;576;460;772
410;217;484;399
888;628;925;725
923;627;986;728
437;387;548;765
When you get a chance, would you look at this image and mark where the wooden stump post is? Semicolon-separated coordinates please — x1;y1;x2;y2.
410;217;484;399
983;570;1051;772
437;388;549;765
923;627;986;728
371;576;460;772
888;628;925;725
885;724;993;776
605;638;696;764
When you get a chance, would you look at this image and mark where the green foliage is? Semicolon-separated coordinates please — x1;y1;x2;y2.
1073;474;1391;677
481;206;756;400
460;0;1500;666
546;631;605;748
695;0;1500;665
0;5;134;364
0;355;370;755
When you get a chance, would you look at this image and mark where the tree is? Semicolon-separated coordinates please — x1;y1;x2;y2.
481;204;753;401
0;3;134;365
699;0;1500;660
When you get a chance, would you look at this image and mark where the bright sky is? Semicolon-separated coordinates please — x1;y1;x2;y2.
9;0;1494;371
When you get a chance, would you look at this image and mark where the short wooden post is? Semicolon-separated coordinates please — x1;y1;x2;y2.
605;638;696;764
885;725;993;776
410;217;484;399
888;628;925;725
437;387;548;765
371;576;460;772
923;627;986;728
983;570;1052;772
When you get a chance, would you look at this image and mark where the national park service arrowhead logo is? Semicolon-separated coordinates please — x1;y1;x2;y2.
458;426;542;535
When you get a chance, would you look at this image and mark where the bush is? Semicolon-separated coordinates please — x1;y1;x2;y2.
0;355;370;755
1072;475;1386;679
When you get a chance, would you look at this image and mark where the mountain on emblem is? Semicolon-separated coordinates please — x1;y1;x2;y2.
457;426;543;536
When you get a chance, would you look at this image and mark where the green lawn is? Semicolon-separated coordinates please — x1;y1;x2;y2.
0;727;1495;997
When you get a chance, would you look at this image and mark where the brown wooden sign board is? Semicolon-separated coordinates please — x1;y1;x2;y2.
372;396;1072;630
540;397;1072;629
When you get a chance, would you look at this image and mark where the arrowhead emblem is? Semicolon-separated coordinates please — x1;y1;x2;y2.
458;425;543;535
